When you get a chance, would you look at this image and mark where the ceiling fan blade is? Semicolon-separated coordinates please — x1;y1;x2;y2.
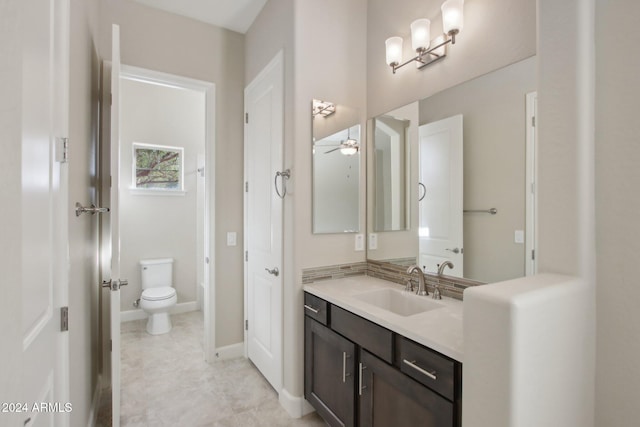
323;147;341;154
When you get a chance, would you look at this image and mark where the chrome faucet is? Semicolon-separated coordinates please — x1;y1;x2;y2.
433;261;454;300
406;265;428;296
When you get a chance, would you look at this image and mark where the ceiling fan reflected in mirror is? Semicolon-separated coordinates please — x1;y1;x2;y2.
323;128;359;156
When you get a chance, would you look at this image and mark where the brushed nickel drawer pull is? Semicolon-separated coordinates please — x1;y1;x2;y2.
342;352;351;383
304;304;320;314
403;359;437;380
359;363;367;395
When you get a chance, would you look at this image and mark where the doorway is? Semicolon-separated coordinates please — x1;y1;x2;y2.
100;64;216;424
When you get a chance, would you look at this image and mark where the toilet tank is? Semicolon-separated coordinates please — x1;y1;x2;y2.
140;258;173;289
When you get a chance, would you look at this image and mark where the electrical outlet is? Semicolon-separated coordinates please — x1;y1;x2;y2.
369;233;378;250
355;234;364;251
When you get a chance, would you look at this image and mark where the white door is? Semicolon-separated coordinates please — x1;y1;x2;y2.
418;115;464;276
244;52;284;392
107;24;126;427
21;0;70;426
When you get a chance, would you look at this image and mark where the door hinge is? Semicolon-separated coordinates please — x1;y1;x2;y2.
110;93;113;106
56;137;69;163
245;113;249;124
245;182;248;192
532;249;536;260
532;116;536;127
531;182;535;194
110;339;112;352
60;307;69;331
245;320;248;331
245;251;248;261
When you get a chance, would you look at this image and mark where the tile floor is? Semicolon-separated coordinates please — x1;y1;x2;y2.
99;311;326;426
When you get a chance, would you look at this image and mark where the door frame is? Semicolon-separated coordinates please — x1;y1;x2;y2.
119;65;217;362
525;91;538;276
100;62;217;389
243;50;285;379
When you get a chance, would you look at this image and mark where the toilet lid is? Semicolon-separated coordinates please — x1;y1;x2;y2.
142;287;176;301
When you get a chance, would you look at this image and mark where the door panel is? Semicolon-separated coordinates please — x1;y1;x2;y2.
245;52;284;392
21;0;69;425
418;115;463;276
305;317;356;427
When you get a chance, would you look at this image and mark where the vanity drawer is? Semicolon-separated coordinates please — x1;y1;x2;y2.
304;293;328;325
331;305;393;363
398;337;456;401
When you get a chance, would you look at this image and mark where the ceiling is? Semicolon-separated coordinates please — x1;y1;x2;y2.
134;0;268;34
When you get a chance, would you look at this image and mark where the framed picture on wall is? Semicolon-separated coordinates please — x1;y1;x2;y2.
132;142;184;191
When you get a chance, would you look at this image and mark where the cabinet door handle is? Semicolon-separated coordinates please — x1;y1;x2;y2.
403;359;437;380
304;304;319;314
359;363;367;395
342;352;351;383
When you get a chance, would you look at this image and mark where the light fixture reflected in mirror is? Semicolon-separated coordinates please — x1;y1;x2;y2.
312;99;336;117
385;0;464;74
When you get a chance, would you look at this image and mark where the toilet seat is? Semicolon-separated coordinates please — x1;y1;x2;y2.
141;287;176;301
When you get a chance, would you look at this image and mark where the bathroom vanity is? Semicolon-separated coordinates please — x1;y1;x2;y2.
304;276;463;427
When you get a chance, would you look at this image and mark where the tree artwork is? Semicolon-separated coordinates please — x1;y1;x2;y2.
135;145;182;189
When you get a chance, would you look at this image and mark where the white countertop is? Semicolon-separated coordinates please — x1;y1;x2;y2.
304;275;464;362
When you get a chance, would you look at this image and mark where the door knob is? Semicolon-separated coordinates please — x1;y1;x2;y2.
265;267;279;277
445;247;461;254
102;279;129;290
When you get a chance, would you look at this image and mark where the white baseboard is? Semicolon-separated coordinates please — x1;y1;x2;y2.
214;342;244;360
120;301;199;323
279;388;316;419
87;374;102;427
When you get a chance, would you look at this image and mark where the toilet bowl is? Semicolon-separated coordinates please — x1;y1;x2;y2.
140;287;177;335
139;258;177;335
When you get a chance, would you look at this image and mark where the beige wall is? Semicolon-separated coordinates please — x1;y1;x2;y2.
419;57;536;283
595;1;640;425
367;0;536;117
69;0;102;424
98;0;246;348
119;78;205;310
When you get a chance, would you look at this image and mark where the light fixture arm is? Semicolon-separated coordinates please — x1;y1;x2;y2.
390;31;456;74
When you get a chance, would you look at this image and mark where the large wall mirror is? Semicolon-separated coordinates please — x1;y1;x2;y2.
367;56;537;283
312;99;361;234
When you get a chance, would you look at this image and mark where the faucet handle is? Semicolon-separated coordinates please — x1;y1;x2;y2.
432;285;442;300
404;279;414;292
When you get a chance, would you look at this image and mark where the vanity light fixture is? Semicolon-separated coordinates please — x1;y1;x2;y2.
312;99;336;117
385;0;464;74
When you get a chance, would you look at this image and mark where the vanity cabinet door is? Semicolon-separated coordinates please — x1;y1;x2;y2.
359;350;455;427
305;316;356;427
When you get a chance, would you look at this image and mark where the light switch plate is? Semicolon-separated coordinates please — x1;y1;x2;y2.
227;232;237;246
514;230;524;244
355;234;364;251
369;233;378;250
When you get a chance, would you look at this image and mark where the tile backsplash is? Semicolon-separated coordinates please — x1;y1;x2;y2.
302;259;484;300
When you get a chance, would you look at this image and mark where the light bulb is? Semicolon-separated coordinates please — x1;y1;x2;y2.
385;36;403;66
441;0;464;36
411;19;431;52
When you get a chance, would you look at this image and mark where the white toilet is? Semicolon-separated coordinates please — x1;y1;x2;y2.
139;258;177;335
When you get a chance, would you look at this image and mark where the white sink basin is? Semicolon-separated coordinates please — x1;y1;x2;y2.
355;288;443;317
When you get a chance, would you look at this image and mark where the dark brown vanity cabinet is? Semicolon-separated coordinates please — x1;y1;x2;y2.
304;292;462;427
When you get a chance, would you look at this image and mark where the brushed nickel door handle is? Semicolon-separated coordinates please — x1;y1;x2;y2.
265;267;279;277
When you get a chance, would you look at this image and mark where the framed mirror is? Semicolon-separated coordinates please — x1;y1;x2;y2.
367;56;537;283
312;99;361;234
